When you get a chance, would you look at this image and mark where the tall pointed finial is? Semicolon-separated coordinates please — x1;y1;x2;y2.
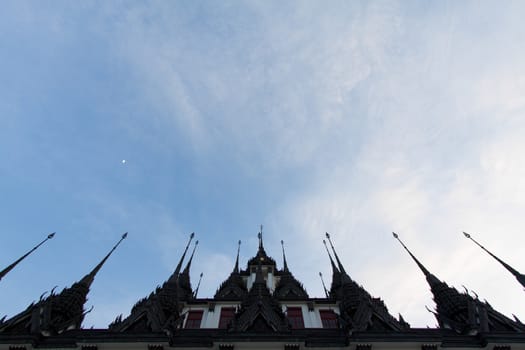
281;240;289;272
258;225;264;250
463;231;525;289
319;272;329;298
325;232;347;274
193;272;204;298
234;240;241;273
171;232;195;280
392;232;430;276
80;232;127;287
1;232;56;282
183;240;199;274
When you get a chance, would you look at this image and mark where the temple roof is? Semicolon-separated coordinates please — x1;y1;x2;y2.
0;233;126;335
394;232;525;334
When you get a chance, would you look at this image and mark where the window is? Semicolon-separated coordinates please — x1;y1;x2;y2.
319;309;338;328
286;307;304;329
218;307;235;329
185;310;203;329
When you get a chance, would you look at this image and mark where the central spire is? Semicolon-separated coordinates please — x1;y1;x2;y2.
247;225;275;267
258;224;264;251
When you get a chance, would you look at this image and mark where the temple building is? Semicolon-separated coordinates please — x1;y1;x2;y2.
1;230;525;350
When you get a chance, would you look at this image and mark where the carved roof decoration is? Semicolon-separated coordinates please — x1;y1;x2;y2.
229;261;289;332
394;232;525;334
109;233;196;333
215;240;247;300
463;232;525;290
325;233;409;332
0;233;127;335
0;233;55;282
273;240;308;300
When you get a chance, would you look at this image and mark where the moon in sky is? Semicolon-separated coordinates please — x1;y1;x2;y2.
122;159;126;164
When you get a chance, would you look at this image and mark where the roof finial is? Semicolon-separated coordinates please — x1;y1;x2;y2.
281;240;289;272
463;231;525;289
193;272;203;298
0;232;55;282
319;272;329;298
258;225;264;250
81;232;127;287
325;232;347;274
171;232;194;281
234;240;241;273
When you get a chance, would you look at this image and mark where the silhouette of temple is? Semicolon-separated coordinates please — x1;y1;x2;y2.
1;230;524;350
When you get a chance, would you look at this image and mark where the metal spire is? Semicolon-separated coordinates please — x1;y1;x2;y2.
463;231;525;289
0;232;55;282
281;240;289;272
392;232;440;286
319;272;329;298
258;225;264;250
234;240;241;274
80;232;127;286
193;272;203;298
325;232;347;275
323;239;339;274
169;232;194;282
182;240;199;274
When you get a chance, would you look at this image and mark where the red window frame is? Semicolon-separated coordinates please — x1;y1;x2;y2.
286;307;305;329
319;309;338;328
185;310;204;329
218;307;236;329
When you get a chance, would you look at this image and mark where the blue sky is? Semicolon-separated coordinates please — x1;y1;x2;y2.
1;0;525;328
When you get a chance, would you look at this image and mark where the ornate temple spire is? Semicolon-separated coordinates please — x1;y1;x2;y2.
247;227;276;267
214;240;247;300
325;232;347;275
0;232;55;282
168;232;194;282
392;232;525;334
280;240;289;272
80;232;127;287
463;231;525;289
274;240;308;300
0;233;127;335
325;233;408;331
